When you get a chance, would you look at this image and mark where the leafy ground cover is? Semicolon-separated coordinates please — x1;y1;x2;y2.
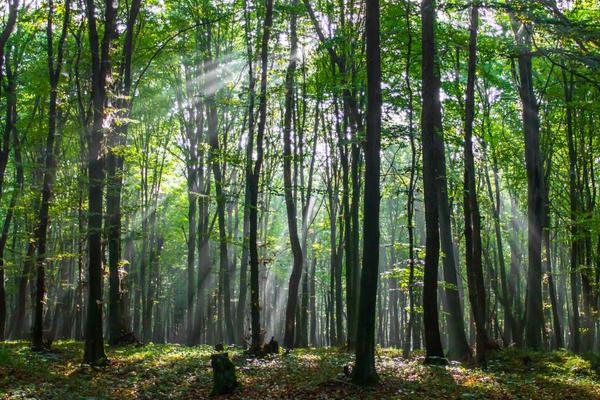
0;341;599;399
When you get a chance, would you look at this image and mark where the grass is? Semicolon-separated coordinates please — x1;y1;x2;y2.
0;341;599;399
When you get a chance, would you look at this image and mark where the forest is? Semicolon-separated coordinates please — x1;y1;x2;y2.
0;0;599;398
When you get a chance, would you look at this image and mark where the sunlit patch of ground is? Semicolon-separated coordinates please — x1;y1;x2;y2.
1;341;599;399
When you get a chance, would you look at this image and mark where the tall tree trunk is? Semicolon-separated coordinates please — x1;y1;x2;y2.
248;0;273;353
403;0;418;357
388;224;400;347
185;148;197;342
348;143;361;349
510;14;545;350
562;68;581;353
236;0;256;345
462;4;488;364
352;0;381;385
420;0;446;363
508;195;525;346
0;56;18;340
0;138;20;342
107;0;141;345
84;0;116;365
32;0;70;350
484;151;516;346
208;94;234;343
282;0;304;349
438;122;470;360
541;141;563;349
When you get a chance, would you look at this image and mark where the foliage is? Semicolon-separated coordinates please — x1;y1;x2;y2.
1;342;599;399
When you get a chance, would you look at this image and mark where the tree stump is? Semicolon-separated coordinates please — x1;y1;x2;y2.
262;337;279;355
210;352;238;396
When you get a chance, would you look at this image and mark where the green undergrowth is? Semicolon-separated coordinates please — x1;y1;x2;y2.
0;341;598;399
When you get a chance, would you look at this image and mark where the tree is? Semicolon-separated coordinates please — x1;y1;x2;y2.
562;67;580;353
352;0;381;385
107;0;141;346
282;0;304;349
31;0;70;350
248;0;273;353
0;0;19;342
510;10;545;351
420;0;446;364
462;3;489;364
83;0;117;365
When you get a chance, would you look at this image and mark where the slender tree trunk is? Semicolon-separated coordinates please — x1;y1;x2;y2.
32;0;70;350
484;151;516;346
248;0;273;353
541;144;563;349
0;3;22;336
562;68;581;353
107;0;141;345
282;0;304;348
208;94;234;343
510;14;545;350
403;0;418;357
420;0;446;363
0;143;20;342
309;258;317;346
84;0;116;365
0;58;18;340
462;4;489;364
508;195;525;346
352;0;381;385
236;0;256;346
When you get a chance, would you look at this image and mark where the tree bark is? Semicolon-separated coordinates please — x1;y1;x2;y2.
403;0;419;358
235;0;256;345
0;53;18;340
562;68;581;353
107;0;141;346
83;0;116;365
208;93;234;343
248;0;273;353
420;0;446;363
510;14;545;350
462;4;488;364
32;0;70;350
282;0;304;349
352;0;381;385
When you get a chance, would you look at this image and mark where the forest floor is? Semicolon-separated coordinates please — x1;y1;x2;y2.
1;341;599;399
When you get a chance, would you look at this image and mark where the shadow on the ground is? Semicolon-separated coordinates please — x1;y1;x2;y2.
1;342;599;399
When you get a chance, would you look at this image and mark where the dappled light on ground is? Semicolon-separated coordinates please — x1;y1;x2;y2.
1;341;599;399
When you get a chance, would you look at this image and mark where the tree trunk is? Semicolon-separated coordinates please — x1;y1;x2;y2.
352;0;381;385
0;55;18;340
248;0;273;353
282;0;304;349
236;0;256;345
484;152;516;346
563;68;581;352
510;14;545;350
107;0;141;346
462;4;488;364
83;0;116;365
208;94;234;343
403;0;418;357
420;0;446;363
309;258;317;346
32;0;70;350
